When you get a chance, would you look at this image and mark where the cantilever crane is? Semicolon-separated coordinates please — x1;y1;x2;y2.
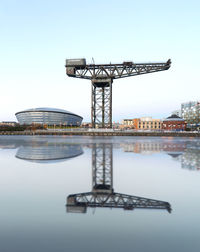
66;143;171;213
65;58;171;128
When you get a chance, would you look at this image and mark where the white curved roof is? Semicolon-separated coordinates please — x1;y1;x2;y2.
15;107;83;119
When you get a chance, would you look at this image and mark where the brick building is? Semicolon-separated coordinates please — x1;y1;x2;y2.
162;114;186;131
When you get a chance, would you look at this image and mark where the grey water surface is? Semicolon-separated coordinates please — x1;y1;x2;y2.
0;135;200;252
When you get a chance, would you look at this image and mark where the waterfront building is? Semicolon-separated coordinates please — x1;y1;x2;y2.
15;107;83;126
181;101;200;129
122;119;133;127
122;117;161;130
162;114;186;131
81;122;92;128
0;121;18;126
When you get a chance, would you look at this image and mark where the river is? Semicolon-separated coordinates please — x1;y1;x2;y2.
0;135;199;252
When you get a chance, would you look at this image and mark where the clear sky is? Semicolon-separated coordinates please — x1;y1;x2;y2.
1;0;200;122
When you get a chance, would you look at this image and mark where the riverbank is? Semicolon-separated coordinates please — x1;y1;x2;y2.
0;130;199;137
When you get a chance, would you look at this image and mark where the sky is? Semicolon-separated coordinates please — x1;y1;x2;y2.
0;0;200;122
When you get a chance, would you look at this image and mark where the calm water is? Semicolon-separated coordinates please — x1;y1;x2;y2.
0;135;200;252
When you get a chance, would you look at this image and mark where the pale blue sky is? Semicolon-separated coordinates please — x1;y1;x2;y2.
1;0;200;122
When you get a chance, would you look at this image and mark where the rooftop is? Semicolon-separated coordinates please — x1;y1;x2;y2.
164;114;185;121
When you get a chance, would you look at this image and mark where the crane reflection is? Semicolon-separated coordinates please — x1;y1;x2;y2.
66;143;171;213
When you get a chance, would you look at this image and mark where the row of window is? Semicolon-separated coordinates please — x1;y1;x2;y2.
139;125;161;128
139;122;161;125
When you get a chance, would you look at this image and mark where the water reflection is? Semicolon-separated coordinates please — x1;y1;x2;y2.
121;140;200;171
16;143;83;163
1;136;200;252
66;143;171;213
0;137;83;163
1;137;200;170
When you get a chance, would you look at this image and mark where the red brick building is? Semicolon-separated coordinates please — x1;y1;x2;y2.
162;114;186;131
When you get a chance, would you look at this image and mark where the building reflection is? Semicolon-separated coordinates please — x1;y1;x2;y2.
66;143;171;213
121;141;186;154
0;138;27;149
1;137;200;169
179;149;200;171
16;142;83;163
0;137;83;163
121;140;200;171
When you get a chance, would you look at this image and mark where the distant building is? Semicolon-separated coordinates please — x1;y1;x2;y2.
181;101;200;129
121;119;133;127
122;117;162;130
112;122;121;129
0;121;17;127
162;114;186;131
81;122;92;128
121;119;139;129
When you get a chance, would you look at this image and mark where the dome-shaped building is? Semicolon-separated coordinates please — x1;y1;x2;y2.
162;114;186;131
15;107;83;126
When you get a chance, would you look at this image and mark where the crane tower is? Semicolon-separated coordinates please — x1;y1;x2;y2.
65;58;171;128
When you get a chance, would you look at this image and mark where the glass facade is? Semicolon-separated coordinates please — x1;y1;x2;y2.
181;101;200;128
15;108;83;126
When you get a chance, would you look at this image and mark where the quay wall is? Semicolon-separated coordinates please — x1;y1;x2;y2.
0;130;200;137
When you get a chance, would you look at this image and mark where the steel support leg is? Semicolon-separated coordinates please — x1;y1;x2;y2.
91;79;112;128
91;84;96;128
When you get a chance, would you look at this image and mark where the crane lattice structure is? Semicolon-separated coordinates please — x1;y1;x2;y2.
65;58;171;128
66;143;171;213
